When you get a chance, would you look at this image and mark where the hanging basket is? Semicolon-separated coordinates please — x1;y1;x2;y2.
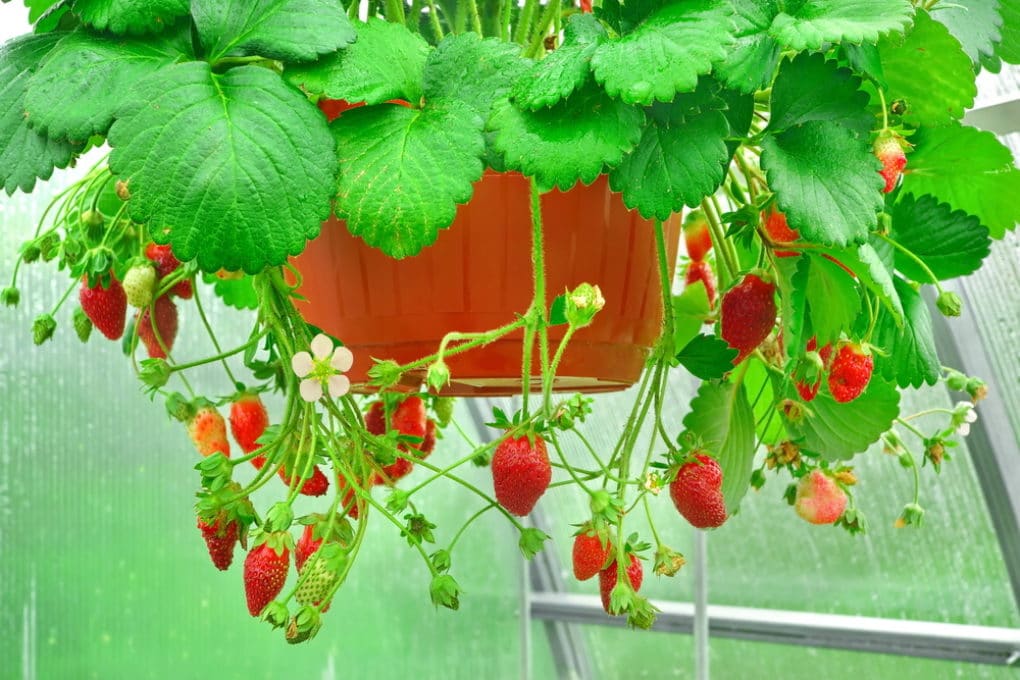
293;172;679;396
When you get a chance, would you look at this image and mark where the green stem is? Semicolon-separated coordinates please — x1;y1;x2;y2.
192;284;238;385
528;178;551;412
465;0;483;34
447;503;496;553
525;0;561;58
877;233;944;292
168;332;266;373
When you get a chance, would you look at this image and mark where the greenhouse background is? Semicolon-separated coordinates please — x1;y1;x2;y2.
1;4;1019;679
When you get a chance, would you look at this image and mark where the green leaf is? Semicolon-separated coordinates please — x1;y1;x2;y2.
782;376;900;460
889;193;991;281
333;101;484;258
998;0;1020;63
878;10;976;127
24;26;190;142
511;13;605;110
932;0;1003;65
714;0;780;94
285;18;428;105
202;273;258;310
27;0;65;23
843;43;885;86
590;0;735;105
71;0;189;34
675;335;738;380
804;253;861;345
774;254;808;359
718;87;754;159
682;380;756;516
761;121;883;246
768;53;871;136
872;277;939;388
820;242;904;325
672;284;712;354
609;88;729;219
489;83;643;192
902;122;1020;239
745;359;786;446
192;0;356;62
0;33;75;194
423;32;530;121
108;63;336;273
548;294;568;326
769;0;913;50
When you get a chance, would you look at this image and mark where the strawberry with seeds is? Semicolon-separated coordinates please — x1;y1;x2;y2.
184;399;231;458
244;532;292;616
828;342;874;403
79;275;127;340
491;432;552;516
720;272;777;364
874;133;908;193
599;553;643;615
670;453;727;529
198;517;239;571
137;295;178;358
572;523;612;581
795;470;847;525
144;242;193;299
684;260;717;308
682;210;712;262
229;392;269;454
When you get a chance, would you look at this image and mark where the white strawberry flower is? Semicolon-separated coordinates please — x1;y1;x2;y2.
952;401;978;436
291;334;354;402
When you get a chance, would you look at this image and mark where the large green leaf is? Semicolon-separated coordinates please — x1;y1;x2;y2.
872;277;940;388
768;52;871;136
902;123;1020;239
843;43;885;86
769;0;914;50
713;0;780;94
511;13;605;111
878;10;975;127
71;0;189;34
423;32;530;121
999;0;1020;63
774;254;808;361
932;0;1002;65
0;33;75;195
202;273;258;310
761;121;883;246
782;376;900;461
285;18;428;105
590;0;735;105
676;335;737;381
819;242;904;325
192;0;355;63
24;26;190;142
333;101;484;258
744;359;787;447
609;88;729;219
889;193;991;281
804;254;861;346
682;380;756;516
489;84;643;192
108;62;336;273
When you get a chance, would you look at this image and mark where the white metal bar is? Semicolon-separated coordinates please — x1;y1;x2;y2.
693;530;708;680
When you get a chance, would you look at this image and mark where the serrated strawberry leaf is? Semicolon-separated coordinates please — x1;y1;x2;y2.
590;0;735;105
24;25;191;142
682;380;755;516
782;376;900;460
713;0;780;94
108;62;336;273
202;273;258;310
998;0;1020;63
889;194;991;281
768;53;871;136
285;18;428;105
489;83;643;192
769;0;913;51
761;121;883;247
804;254;861;346
510;13;605;111
333;101;484;258
932;0;1002;65
675;335;737;381
192;0;356;63
673;284;712;354
609;88;729;220
423;32;530;121
0;33;76;195
902;123;1020;239
878;10;975;127
71;0;189;34
774;254;808;359
843;43;885;85
871;276;939;388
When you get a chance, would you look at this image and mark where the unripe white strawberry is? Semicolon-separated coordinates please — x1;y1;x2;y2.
123;263;157;308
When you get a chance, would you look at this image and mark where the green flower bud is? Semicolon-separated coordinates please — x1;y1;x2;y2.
565;283;605;328
426;360;451;391
32;313;56;346
72;307;93;343
139;358;172;390
936;290;962;317
1;286;20;307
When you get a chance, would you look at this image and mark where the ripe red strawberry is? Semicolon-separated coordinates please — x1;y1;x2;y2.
599;554;643;615
794;470;847;524
795;338;833;402
418;419;437;458
280;464;330;496
137;295;178;358
295;524;322;572
572;528;611;581
79;276;127;340
244;536;290;616
198;517;238;571
762;208;799;257
669;454;727;529
392;395;427;439
874;135;907;193
187;402;231;458
682;211;712;262
374;456;413;485
827;342;873;403
491;433;552;516
338;477;361;519
365;400;386;435
684;260;717;308
144;242;193;299
229;393;269;453
720;273;777;363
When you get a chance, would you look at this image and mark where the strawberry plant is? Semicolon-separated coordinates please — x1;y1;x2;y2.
1;0;1016;640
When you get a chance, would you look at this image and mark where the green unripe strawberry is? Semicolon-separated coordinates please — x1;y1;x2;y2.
123;263;157;308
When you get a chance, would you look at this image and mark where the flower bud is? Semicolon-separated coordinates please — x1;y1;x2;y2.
565;283;605;327
936;290;962;317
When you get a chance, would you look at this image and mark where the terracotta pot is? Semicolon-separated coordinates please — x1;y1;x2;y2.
292;172;679;396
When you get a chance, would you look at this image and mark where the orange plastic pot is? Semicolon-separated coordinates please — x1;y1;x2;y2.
292;172;679;396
